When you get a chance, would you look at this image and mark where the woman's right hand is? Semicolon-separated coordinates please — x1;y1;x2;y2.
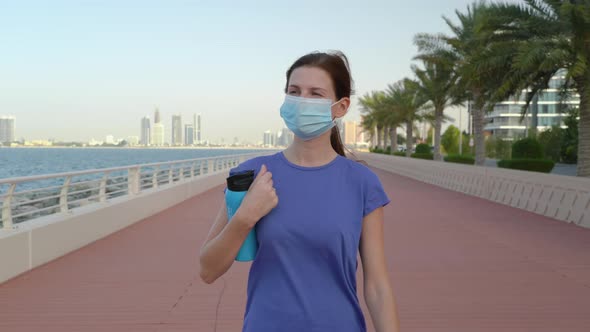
236;164;278;228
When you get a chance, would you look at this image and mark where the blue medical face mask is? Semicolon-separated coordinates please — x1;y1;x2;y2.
280;95;344;141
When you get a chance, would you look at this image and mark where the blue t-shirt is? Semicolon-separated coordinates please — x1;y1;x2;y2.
226;151;390;332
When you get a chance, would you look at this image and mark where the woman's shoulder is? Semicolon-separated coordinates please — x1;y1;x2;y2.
340;156;382;184
229;152;279;176
341;155;375;174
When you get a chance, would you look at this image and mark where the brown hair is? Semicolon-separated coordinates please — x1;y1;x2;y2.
284;51;361;161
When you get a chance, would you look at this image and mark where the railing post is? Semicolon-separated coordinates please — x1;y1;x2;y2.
199;161;204;176
2;183;16;229
208;159;214;174
179;164;185;181
168;166;173;184
99;172;109;202
190;163;195;179
152;166;159;189
60;176;72;213
128;167;140;195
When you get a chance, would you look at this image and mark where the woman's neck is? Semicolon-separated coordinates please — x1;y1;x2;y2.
283;131;338;167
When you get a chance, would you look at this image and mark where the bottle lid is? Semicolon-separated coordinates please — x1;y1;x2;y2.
226;169;255;191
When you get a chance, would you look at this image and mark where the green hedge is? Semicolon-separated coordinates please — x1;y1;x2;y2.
512;137;544;159
444;154;475;165
497;159;555;173
411;153;434;160
415;143;431;154
370;147;386;154
393;151;406;157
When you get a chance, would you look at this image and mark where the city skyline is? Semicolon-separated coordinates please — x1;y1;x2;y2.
1;1;477;143
0;101;470;146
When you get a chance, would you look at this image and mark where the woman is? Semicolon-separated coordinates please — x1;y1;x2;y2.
199;51;400;332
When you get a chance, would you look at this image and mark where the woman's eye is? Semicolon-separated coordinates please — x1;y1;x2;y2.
288;91;298;95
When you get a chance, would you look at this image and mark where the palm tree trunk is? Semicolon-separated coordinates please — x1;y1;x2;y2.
406;120;414;157
433;107;443;161
376;126;383;150
383;126;389;150
577;85;590;177
530;93;539;137
472;92;486;166
389;126;397;153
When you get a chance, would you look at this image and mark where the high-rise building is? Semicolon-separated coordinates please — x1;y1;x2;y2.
276;129;283;147
154;108;161;124
152;123;164;146
0;115;16;143
172;114;182;146
140;116;151;146
343;121;357;146
263;130;275;147
184;124;194;146
485;69;580;140
194;113;202;144
105;135;115;144
151;107;164;146
281;128;294;147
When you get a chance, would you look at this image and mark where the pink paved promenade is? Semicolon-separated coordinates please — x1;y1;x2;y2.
1;167;589;332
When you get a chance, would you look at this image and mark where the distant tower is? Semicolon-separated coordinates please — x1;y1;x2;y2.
281;127;293;146
343;121;357;146
152;108;164;146
154;108;161;124
172;114;183;146
263;130;274;147
184;124;194;146
195;113;202;144
0;116;16;143
140;116;151;146
193;114;197;143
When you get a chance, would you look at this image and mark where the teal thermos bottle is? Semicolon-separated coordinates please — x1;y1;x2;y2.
225;169;258;261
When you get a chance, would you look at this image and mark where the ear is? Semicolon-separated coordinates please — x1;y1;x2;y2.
332;97;351;119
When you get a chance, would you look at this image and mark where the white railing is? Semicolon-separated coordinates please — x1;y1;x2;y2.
0;152;269;229
359;152;590;229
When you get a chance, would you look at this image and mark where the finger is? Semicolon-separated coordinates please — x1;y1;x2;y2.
259;171;273;184
258;164;267;177
252;164;267;185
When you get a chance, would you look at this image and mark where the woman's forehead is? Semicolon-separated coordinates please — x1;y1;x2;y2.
288;66;333;91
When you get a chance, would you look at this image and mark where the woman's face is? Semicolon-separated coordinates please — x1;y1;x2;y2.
287;66;337;101
286;66;349;119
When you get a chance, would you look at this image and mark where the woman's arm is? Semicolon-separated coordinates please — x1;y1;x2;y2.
199;164;277;284
359;206;401;332
199;204;255;284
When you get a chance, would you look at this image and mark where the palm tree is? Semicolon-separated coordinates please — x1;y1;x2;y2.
410;60;460;161
415;1;515;165
359;91;389;149
480;0;590;177
386;79;430;157
360;111;377;147
382;90;407;154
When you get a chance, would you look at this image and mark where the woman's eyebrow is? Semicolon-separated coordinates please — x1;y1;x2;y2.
311;87;327;92
287;84;300;89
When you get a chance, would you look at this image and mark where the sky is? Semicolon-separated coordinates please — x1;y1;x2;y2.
0;0;489;144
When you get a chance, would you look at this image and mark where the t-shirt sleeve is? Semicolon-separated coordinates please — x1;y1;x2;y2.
363;169;391;217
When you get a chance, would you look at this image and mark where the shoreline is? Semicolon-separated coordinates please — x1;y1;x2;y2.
0;146;279;150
